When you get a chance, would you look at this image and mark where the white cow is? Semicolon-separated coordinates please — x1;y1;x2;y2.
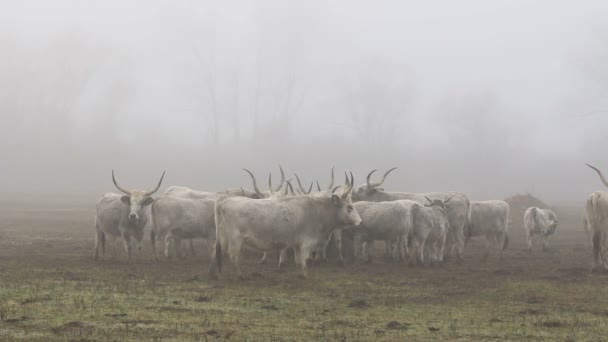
94;170;165;260
466;200;510;260
150;196;216;259
523;207;558;252
353;168;471;262
407;197;451;266
350;200;419;263
585;164;608;272
209;174;361;278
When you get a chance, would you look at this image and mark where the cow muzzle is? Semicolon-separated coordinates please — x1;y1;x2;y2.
128;213;139;222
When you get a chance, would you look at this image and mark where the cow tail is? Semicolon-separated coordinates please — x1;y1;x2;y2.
503;204;510;250
214;200;223;273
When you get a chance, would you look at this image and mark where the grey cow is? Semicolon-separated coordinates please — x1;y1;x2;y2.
523;207;558;252
466;200;510;260
408;197;451;266
150;196;216;259
585;164;608;272
349;200;420;263
353;168;471;261
209;174;361;278
94;170;165;260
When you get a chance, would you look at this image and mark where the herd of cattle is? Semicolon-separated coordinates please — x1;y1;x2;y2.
93;164;608;276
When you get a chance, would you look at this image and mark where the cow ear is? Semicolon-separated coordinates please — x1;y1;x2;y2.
142;196;154;206
331;194;341;206
121;195;131;205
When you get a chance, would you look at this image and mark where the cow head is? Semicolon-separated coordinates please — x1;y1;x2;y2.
332;172;362;226
112;170;165;224
424;196;452;210
353;167;397;201
544;220;558;236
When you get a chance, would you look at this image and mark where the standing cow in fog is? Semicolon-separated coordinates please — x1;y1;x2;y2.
466;200;510;260
353;168;471;261
161;184;261;258
523;207;558;252
408;197;451;266
350;200;419;263
209;173;361;278
150;197;216;259
94;170;165;260
585;164;608;272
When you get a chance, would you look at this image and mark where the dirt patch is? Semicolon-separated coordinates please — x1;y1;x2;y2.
3;316;29;324
21;296;52;305
535;321;564;328
261;305;278;311
195;296;212;303
348;299;370;309
386;321;410;330
104;313;128;318
526;296;544;304
519;309;545;315
52;321;94;335
121;319;159;325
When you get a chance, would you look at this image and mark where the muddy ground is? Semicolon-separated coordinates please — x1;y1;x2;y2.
0;198;607;341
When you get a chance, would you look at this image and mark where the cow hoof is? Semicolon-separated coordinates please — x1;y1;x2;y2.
298;273;308;280
337;259;345;267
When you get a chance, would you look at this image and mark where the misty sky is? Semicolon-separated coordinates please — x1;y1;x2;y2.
2;1;608;204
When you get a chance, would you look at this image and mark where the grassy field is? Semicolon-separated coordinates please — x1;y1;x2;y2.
1;199;607;341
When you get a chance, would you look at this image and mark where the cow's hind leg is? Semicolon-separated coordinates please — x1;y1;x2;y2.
189;239;196;257
592;230;603;272
228;237;243;276
295;243;314;278
94;229;103;260
151;230;158;260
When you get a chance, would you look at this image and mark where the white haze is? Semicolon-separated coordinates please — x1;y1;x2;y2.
1;0;608;204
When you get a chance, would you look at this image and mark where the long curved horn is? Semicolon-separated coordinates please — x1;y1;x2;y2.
587;164;608;188
316;181;321;192
331;186;341;194
327;166;335;190
273;165;285;193
285;180;295;196
306;182;313;194
243;169;263;197
444;197;453;204
112;170;131;195
366;169;377;188
425;196;432;204
268;173;273;192
342;171;355;199
294;174;308;194
371;167;397;187
144;171;166;196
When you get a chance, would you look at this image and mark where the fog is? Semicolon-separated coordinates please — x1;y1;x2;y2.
2;1;608;204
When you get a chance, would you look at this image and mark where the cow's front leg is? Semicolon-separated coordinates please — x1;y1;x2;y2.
526;233;533;252
121;232;132;260
189;240;196;257
542;235;549;252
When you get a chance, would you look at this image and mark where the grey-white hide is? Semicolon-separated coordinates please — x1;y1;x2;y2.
353;169;471;261
349;200;419;263
209;185;361;277
523;207;558;251
94;171;165;260
584;164;608;272
408;198;450;265
466;200;510;260
150;196;216;259
165;186;261;200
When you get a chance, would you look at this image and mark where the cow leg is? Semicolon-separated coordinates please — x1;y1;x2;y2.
278;249;288;268
174;237;184;259
333;229;344;266
121;232;132;260
482;236;491;262
151;231;158;260
228;237;243;275
438;233;448;264
260;252;268;265
526;232;533;252
189;240;196;257
164;234;173;259
101;232;106;257
296;244;314;278
592;230;603;272
363;240;374;263
94;229;103;260
542;235;549;252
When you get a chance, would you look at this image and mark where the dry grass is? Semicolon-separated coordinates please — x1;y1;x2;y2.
0;200;607;341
